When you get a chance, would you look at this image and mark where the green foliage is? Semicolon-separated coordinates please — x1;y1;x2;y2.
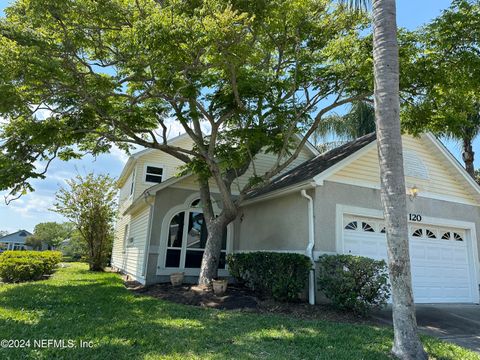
313;100;375;146
53;173;116;271
226;252;311;302
317;254;390;315
26;222;74;250
0;0;373;199
0;250;62;282
402;0;480;147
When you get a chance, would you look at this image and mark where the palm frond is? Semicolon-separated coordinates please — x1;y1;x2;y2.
339;0;370;11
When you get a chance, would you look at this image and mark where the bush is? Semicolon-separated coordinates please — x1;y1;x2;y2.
0;251;63;282
226;252;311;302
317;254;391;315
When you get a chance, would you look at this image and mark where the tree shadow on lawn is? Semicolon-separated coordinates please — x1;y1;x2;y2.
0;270;473;360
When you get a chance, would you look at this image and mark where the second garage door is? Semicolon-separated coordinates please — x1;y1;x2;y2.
342;215;475;303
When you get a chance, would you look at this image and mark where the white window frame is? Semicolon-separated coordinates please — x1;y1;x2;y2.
157;193;233;276
143;163;165;185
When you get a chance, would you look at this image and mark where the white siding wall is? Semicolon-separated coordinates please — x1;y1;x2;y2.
111;205;150;282
133;136;193;199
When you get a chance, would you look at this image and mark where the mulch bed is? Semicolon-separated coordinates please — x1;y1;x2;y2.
125;278;377;325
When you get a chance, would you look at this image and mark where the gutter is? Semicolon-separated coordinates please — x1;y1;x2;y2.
142;189;155;279
301;189;316;305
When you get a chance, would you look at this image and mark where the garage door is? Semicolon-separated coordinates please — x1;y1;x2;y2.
342;215;475;303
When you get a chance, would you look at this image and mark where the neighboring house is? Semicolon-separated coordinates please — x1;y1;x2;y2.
111;132;480;305
0;230;33;251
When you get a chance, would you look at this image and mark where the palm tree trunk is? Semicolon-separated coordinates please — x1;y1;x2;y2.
462;137;475;177
372;0;427;359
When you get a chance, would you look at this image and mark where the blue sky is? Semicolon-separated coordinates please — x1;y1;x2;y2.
0;0;472;233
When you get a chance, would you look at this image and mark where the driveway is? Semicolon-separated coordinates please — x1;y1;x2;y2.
373;304;480;353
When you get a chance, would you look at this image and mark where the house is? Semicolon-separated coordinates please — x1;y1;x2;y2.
111;132;480;304
0;230;33;251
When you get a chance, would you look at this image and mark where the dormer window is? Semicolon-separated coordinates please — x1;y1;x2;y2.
145;165;163;184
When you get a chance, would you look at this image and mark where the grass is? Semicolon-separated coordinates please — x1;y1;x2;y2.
0;263;478;360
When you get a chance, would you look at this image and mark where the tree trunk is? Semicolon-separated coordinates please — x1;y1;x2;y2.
197;180;238;286
462;137;475;177
198;219;230;285
372;1;427;359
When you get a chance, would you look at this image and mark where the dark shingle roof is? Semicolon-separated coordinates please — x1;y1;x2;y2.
246;132;377;199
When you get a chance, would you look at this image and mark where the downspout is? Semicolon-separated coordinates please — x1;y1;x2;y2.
142;190;155;281
301;189;315;305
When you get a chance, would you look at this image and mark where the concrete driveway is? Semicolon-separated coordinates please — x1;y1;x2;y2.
373;304;480;353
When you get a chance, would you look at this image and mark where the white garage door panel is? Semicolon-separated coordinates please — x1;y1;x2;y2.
343;216;475;303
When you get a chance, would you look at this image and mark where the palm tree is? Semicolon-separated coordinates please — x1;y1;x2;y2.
342;1;427;359
312;100;375;148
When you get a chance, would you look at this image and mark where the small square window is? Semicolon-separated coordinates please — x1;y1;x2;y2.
145;166;163;184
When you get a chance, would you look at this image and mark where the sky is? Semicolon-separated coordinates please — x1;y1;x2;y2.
0;0;471;233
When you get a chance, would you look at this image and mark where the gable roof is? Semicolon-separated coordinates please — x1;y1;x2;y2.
117;132;192;186
0;230;32;244
117;132;320;187
246;132;377;199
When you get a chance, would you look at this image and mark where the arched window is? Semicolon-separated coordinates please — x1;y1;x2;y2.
425;229;436;239
165;206;227;269
453;232;463;241
345;221;358;231
412;229;423;237
362;222;375;232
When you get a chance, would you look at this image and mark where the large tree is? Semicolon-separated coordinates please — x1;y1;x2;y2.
0;0;372;284
402;0;480;177
345;0;427;358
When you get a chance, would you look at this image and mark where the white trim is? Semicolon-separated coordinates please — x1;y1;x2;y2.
294;133;320;156
143;163;165;186
117;132;191;186
240;181;316;207
313;141;377;185
156;194;232;275
335;204;480;304
328;179;478;206
142;203;155;277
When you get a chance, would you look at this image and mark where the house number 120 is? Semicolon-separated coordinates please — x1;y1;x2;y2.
408;213;422;222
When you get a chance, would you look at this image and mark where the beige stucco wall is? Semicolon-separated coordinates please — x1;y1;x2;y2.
145;187;196;283
314;181;480;265
237;191;313;252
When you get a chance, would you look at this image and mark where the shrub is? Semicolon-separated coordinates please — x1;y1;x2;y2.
317;254;391;315
226;252;311;302
0;251;63;282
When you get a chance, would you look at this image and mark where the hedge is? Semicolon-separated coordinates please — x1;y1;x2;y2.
0;251;63;283
226;252;311;302
317;254;391;315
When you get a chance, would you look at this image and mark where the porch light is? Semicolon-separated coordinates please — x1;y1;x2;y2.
408;185;419;200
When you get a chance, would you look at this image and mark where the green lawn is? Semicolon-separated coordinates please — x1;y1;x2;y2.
0;263;478;360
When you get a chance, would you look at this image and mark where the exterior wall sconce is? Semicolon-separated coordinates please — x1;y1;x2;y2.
408;185;419;201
